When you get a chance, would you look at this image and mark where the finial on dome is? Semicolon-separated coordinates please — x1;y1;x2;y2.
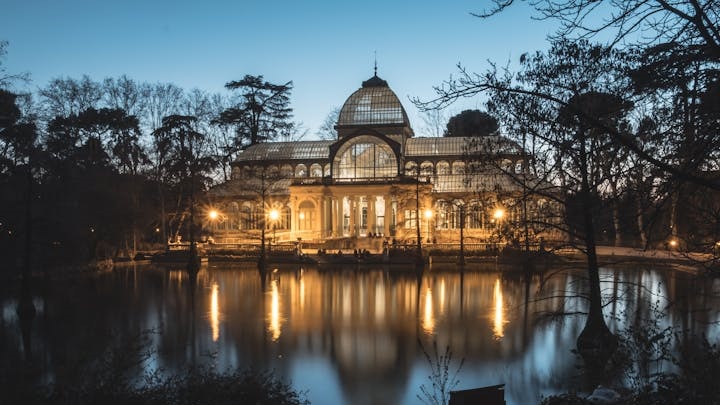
374;50;378;76
363;51;387;87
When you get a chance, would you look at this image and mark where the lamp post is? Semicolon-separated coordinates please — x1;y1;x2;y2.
458;204;465;266
208;209;220;232
493;207;505;243
269;208;280;248
424;208;433;243
493;208;505;222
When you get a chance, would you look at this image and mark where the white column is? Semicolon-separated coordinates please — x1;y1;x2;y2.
384;197;392;237
335;196;344;237
348;196;356;237
367;195;376;235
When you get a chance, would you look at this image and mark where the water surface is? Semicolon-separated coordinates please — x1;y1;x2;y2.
2;263;719;405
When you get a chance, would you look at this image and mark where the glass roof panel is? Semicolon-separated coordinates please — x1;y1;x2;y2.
406;136;523;157
338;87;407;126
235;141;332;162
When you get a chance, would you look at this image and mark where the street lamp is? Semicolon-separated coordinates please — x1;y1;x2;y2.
458;204;465;266
493;208;505;222
493;208;506;243
424;208;433;243
269;208;280;245
207;209;221;233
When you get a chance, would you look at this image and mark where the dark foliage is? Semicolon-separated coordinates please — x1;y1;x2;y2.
444;109;498;137
4;369;308;405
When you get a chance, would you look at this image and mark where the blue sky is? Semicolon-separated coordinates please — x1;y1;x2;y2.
3;0;557;137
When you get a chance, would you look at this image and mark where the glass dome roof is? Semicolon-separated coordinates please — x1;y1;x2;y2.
337;75;410;127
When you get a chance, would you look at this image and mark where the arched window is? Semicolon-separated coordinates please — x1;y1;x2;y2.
298;200;315;230
446;199;464;229
436;161;450;175
280;164;293;177
295;164;307;177
451;161;465;175
310;163;323;177
436;200;450;229
230;202;239;230
241;203;255;230
420;161;434;176
333;135;398;180
281;206;291;230
405;161;418;176
467;200;484;229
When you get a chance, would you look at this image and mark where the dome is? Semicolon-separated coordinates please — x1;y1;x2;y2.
337;75;410;128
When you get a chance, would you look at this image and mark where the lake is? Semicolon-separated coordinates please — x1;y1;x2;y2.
2;262;719;405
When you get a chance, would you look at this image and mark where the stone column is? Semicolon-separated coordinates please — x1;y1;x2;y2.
367;195;376;235
322;196;331;239
384;197;392;237
348;196;356;237
335;196;344;237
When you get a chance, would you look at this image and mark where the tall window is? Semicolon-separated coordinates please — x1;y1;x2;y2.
298;201;315;230
333;136;397;180
404;209;417;229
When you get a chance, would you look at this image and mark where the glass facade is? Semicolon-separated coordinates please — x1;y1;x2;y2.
208;74;562;244
333;136;398;180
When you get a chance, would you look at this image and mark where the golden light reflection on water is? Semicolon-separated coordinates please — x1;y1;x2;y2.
375;281;386;322
299;274;305;310
422;287;435;335
439;279;446;314
269;279;282;341
210;282;220;342
12;263;702;405
492;278;505;339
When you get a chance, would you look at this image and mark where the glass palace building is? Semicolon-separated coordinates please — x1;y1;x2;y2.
209;74;559;245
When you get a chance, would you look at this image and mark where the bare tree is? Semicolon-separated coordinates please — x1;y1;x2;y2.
317;107;340;140
417;40;635;377
475;0;720;57
39;75;103;121
419;108;447;138
0;41;30;90
103;75;149;119
145;83;184;241
145;82;184;132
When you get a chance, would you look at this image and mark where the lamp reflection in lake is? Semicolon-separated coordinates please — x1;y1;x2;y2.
210;282;220;342
493;278;505;339
422;287;435;335
268;278;282;341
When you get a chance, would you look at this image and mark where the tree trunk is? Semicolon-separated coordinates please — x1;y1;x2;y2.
670;187;680;238
612;203;622;247
609;181;622;247
576;134;618;384
636;192;648;248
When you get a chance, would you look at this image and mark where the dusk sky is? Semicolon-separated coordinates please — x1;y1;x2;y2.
3;0;558;137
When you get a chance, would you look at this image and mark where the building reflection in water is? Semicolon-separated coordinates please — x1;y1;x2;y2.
5;265;720;405
493;278;505;340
